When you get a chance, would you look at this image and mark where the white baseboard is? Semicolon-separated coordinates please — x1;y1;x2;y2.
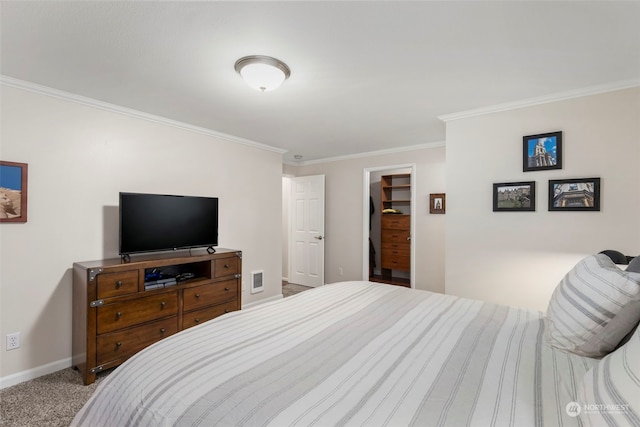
0;357;72;389
282;276;289;282
242;293;283;309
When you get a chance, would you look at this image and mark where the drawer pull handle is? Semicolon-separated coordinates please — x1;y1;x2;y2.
224;287;230;291
160;302;166;309
116;342;122;347
224;309;230;313
195;294;200;298
116;312;122;319
115;280;122;289
224;264;230;269
160;328;166;334
194;318;200;323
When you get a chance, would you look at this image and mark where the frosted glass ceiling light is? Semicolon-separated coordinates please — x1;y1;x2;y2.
235;56;291;92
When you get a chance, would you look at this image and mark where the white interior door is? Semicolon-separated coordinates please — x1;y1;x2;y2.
289;175;325;287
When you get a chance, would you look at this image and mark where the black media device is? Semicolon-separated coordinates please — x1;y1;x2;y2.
119;192;218;255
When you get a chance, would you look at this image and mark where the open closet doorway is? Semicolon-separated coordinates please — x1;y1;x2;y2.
362;165;416;288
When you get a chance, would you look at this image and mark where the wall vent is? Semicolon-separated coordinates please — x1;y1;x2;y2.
251;270;264;294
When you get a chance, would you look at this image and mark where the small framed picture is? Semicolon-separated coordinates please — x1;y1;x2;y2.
0;161;28;223
523;131;562;172
548;177;600;211
493;181;535;212
429;193;445;214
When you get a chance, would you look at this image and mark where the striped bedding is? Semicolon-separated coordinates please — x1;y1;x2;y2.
72;281;597;427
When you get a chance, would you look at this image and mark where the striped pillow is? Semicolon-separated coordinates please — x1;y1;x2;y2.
577;326;640;426
546;254;640;357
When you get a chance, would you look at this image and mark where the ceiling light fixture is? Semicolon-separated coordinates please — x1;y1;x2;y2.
234;55;291;92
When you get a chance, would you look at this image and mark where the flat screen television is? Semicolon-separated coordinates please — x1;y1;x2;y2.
119;192;218;255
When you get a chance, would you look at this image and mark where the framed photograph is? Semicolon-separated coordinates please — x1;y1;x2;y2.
523;131;562;172
548;177;600;211
429;193;445;214
493;181;535;212
0;161;28;223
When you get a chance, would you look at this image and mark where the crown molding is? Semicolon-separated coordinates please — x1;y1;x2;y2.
0;75;287;155
284;141;445;166
438;78;640;122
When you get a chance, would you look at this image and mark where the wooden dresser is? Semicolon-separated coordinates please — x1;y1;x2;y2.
381;214;411;272
72;249;241;385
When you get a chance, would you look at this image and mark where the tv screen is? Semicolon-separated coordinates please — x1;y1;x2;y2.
119;192;218;255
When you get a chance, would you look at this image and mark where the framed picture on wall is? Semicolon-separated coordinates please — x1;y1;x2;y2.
548;177;600;211
0;161;28;223
523;131;562;172
493;181;535;212
429;193;445;214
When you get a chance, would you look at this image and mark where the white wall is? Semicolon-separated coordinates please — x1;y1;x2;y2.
0;85;283;382
445;87;640;312
292;146;446;293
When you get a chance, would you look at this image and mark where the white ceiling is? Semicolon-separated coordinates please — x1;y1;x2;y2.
2;1;639;163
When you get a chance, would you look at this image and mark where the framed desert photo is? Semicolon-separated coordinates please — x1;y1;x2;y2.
523;131;562;172
493;181;535;212
429;193;445;214
548;177;600;211
0;161;28;223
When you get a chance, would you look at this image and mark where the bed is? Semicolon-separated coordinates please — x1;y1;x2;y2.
72;254;640;427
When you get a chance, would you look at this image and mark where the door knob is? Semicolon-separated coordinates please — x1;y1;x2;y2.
314;236;324;240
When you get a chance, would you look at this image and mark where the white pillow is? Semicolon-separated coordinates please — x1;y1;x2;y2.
546;254;640;357
577;326;640;426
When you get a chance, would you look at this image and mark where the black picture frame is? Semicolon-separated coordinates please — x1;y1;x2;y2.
0;161;28;223
548;177;600;211
523;131;562;172
493;181;536;212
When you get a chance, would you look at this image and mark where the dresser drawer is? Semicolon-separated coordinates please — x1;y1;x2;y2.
96;317;178;365
182;301;238;329
382;243;410;258
381;228;410;243
97;271;138;299
183;280;237;312
214;256;239;279
97;292;178;334
381;215;410;230
381;255;410;271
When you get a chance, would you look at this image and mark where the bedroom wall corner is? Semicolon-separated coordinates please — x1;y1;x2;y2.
0;85;284;383
444;87;640;312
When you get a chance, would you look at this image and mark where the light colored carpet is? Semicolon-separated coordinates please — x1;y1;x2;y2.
0;368;109;427
0;283;312;426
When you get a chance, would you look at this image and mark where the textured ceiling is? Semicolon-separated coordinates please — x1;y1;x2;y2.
1;1;639;162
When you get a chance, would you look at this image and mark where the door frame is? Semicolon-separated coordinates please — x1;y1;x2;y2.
362;164;416;287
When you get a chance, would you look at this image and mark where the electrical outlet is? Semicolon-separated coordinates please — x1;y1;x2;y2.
339;266;344;276
6;332;20;350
